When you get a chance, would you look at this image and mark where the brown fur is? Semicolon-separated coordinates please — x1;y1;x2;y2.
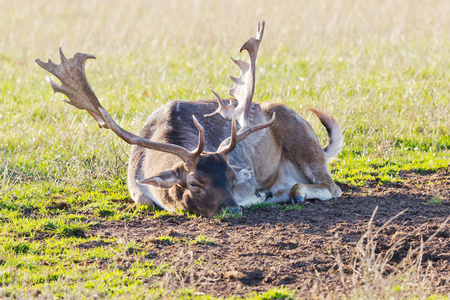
127;100;342;213
36;22;343;217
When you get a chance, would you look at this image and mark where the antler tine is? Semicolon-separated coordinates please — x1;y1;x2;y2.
239;20;265;55
235;112;275;143
218;117;238;156
256;20;265;41
204;21;265;130
59;47;69;62
190;116;206;161
217;112;275;155
208;21;274;157
203;90;236;119
228;20;265;129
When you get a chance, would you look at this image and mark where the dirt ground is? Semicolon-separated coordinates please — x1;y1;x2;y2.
91;168;450;298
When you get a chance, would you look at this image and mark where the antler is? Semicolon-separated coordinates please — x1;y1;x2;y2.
36;48;205;165
205;21;274;136
218;117;238;156
217;112;276;154
35;48;108;128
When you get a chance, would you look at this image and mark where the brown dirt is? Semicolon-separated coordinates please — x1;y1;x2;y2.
90;169;450;298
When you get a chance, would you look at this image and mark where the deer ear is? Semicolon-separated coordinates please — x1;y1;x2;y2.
231;166;253;185
137;170;181;188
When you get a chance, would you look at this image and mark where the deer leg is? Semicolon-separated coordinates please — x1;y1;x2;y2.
264;181;341;204
262;103;342;203
128;171;156;207
127;145;159;207
289;182;341;203
233;172;271;206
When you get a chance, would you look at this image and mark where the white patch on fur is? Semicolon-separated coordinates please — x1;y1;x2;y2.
130;186;163;208
232;168;262;206
233;156;309;206
308;188;332;200
324;120;344;163
235;168;253;185
237;194;265;207
267;157;308;203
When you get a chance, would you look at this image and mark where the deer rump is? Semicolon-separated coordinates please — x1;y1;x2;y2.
36;21;343;217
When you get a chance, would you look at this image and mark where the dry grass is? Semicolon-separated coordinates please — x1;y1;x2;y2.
1;1;450;298
3;0;450;54
107;208;450;299
325;208;450;299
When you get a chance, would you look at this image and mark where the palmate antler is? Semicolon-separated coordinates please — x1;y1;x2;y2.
35;48;108;128
36;22;273;165
35;48;207;165
205;21;275;139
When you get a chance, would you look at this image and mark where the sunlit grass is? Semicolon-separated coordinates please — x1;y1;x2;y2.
192;234;215;245
423;197;446;206
0;0;449;298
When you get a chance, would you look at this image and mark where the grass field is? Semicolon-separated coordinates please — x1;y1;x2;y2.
1;0;449;298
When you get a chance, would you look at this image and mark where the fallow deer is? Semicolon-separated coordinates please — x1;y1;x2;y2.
36;21;343;217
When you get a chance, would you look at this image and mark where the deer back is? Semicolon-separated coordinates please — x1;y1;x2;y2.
128;100;280;208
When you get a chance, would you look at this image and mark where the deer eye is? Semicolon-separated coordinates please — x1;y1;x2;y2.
187;179;204;193
189;182;201;188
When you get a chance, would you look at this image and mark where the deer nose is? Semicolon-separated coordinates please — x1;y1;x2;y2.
217;206;242;216
218;198;242;216
228;206;242;215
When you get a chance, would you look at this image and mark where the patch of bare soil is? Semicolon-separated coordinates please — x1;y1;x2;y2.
91;169;450;298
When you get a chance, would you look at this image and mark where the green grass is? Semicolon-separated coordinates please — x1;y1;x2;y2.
155;236;179;245
423;197;446;206
245;203;281;211
247;288;295;300
213;207;244;221
1;0;450;298
192;234;215;245
0;235;169;298
152;209;175;219
279;204;308;212
245;202;307;212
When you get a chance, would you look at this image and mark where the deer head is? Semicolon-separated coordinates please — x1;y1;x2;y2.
141;152;252;217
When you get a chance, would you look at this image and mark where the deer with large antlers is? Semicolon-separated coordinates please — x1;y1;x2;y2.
36;21;343;217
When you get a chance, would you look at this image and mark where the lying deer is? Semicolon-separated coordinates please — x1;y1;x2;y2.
36;21;343;217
